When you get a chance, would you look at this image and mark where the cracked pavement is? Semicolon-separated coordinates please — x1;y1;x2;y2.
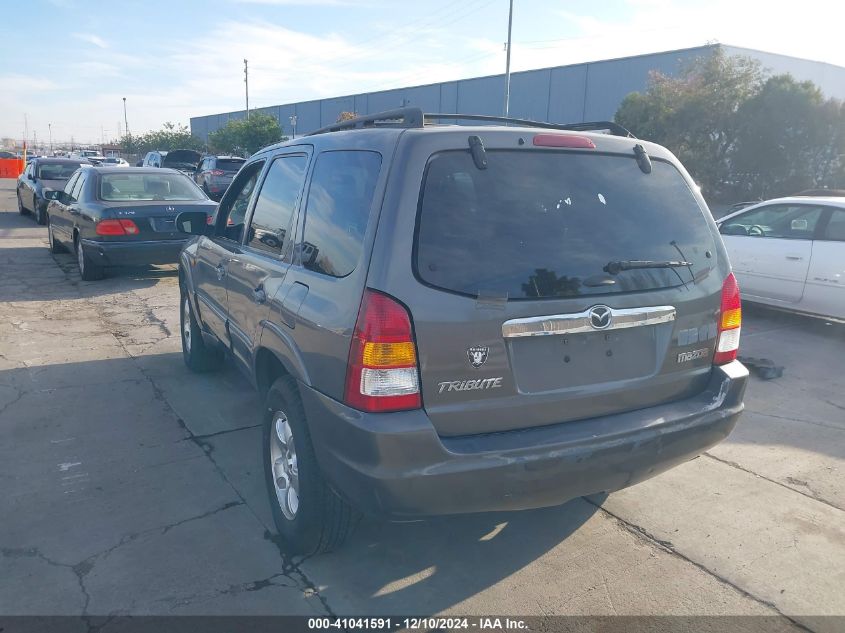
0;180;843;629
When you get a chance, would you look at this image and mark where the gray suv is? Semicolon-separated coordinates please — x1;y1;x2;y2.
175;108;748;554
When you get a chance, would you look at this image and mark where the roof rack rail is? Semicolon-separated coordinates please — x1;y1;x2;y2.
424;113;635;138
307;107;424;135
304;108;635;138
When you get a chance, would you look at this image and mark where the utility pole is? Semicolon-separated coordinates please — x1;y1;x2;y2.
244;59;250;119
289;115;297;139
48;123;53;154
503;0;514;117
122;97;129;137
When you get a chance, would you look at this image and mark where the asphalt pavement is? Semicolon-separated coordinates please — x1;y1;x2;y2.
1;180;843;630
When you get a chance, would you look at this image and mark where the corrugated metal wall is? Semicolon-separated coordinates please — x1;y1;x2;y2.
190;44;845;141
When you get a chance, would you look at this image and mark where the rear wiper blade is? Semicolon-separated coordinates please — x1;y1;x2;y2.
603;259;692;275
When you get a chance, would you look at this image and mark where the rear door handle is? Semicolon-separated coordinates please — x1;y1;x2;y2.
253;284;267;304
785;255;804;261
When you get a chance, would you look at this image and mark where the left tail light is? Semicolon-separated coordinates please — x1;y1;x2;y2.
344;289;421;413
714;273;742;365
95;219;139;236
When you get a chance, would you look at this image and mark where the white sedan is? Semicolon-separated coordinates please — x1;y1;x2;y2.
717;196;845;321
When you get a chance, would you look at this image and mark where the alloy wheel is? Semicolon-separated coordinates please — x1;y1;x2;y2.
182;296;192;353
269;411;299;520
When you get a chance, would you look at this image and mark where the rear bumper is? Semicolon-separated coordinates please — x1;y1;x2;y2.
302;361;748;518
80;238;187;266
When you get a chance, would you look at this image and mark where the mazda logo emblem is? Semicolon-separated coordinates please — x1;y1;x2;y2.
589;305;613;330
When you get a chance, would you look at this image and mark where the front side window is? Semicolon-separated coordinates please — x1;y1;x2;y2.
416;150;715;299
300;150;382;278
247;155;308;256
71;172;87;201
720;204;822;239
215;161;264;243
99;173;206;201
63;173;79;196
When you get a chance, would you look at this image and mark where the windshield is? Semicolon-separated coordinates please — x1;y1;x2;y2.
217;158;245;172
37;162;84;180
99;172;206;201
415;150;716;299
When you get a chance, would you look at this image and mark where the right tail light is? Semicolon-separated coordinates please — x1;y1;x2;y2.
714;273;742;365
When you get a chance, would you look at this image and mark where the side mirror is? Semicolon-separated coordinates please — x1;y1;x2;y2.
175;211;211;236
44;189;63;202
28;173;35;181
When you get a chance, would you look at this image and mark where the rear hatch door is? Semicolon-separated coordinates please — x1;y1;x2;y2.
401;136;724;436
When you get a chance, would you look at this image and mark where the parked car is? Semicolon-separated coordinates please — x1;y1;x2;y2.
0;150;16;158
175;108;748;555
17;157;91;224
45;166;216;280
718;196;845;321
143;149;202;176
102;157;130;167
194;155;246;200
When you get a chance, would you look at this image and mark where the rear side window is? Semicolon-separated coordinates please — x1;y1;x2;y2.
300;150;381;278
822;209;845;241
415;150;716;299
247;155;308;256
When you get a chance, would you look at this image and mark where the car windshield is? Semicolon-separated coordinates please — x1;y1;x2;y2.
416;150;716;299
37;163;84;180
217;158;245;172
99;173;206;201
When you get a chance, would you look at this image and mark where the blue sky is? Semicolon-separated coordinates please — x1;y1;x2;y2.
2;0;843;145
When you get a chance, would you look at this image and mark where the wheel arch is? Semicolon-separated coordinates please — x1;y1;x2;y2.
254;323;312;398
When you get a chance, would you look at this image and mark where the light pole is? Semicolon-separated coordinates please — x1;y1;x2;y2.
289;115;297;139
503;0;514;117
244;59;250;119
122;97;129;137
48;123;52;154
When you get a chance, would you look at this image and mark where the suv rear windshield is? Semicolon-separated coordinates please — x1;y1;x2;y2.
415;150;715;299
217;158;245;172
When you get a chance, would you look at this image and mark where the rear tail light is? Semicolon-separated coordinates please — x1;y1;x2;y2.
209;169;225;176
95;219;139;236
344;290;421;412
714;273;742;365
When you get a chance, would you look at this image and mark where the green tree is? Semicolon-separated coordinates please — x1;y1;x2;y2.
208;113;286;156
120;122;204;156
615;49;764;199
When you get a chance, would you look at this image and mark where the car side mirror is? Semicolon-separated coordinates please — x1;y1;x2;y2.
44;189;63;202
27;173;35;181
175;211;211;236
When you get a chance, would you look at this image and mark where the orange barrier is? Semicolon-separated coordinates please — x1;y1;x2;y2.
0;158;24;179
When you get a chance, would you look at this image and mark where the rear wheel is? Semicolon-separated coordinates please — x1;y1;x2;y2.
47;216;64;254
75;235;104;281
180;288;221;372
263;376;358;555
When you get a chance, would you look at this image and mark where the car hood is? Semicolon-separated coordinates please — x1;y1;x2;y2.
162;149;201;168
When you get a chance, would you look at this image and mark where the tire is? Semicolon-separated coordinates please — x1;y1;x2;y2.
179;287;221;372
263;376;358;555
35;203;46;225
47;216;64;254
75;235;104;281
17;193;27;215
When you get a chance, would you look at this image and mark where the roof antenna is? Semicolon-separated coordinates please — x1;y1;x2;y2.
468;135;488;170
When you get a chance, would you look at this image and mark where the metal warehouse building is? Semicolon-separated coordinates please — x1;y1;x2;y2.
190;44;845;141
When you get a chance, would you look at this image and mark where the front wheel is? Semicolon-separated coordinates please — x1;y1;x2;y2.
17;193;27;215
263;376;358;555
180;288;221;372
47;216;64;254
75;236;104;281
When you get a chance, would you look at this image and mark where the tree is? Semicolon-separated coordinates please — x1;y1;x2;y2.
208;113;286;156
616;49;764;199
120;122;204;156
337;111;357;122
